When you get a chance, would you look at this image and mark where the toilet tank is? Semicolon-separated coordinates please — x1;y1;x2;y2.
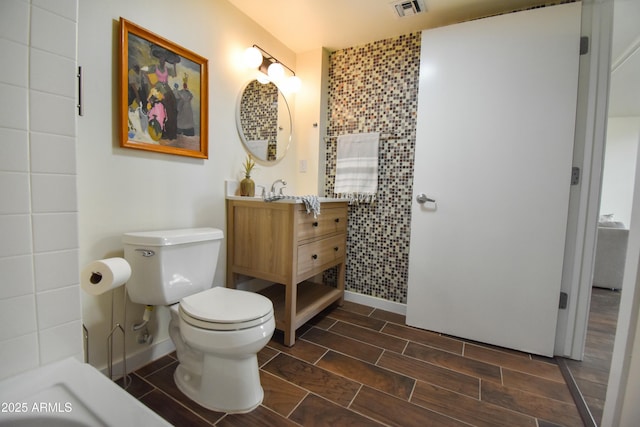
122;228;224;305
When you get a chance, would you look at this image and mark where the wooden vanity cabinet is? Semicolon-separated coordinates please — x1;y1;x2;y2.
226;199;347;346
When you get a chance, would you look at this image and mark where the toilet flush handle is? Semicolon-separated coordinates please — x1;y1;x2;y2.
135;249;155;257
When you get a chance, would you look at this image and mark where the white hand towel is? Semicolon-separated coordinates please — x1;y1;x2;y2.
246;139;268;161
300;195;321;218
334;132;379;203
263;194;321;218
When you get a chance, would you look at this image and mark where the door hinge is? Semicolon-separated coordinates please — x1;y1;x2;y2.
580;36;589;55
559;292;568;309
571;167;580;185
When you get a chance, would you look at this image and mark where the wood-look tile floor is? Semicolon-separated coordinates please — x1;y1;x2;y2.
123;301;584;426
564;287;621;425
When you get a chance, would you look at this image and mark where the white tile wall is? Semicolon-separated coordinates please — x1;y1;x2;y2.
0;172;30;214
30;6;77;60
36;286;81;330
32;0;77;22
31;174;78;213
0;0;29;44
32;213;79;252
0;215;32;258
30;50;76;97
0;128;29;172
0;255;34;299
0;39;28;87
0;0;80;380
0;334;39;380
0;83;29;130
0;295;37;342
39;320;82;365
30;133;77;174
30;92;77;136
34;250;79;292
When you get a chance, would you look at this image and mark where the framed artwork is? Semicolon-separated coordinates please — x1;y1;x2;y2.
119;18;208;159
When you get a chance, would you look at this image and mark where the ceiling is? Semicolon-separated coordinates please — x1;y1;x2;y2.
228;0;640;116
227;0;554;53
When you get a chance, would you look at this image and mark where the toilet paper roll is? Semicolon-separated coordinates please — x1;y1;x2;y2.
80;258;132;296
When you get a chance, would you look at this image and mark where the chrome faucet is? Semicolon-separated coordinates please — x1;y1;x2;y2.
270;179;287;195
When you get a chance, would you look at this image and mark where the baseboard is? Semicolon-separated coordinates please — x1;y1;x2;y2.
103;290;405;378
100;338;175;378
344;290;407;315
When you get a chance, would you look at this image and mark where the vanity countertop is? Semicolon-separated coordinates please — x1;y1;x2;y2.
225;195;344;203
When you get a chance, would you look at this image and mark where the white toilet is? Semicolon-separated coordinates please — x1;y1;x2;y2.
122;228;275;413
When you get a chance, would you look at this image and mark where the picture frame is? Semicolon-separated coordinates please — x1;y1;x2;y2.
119;18;208;159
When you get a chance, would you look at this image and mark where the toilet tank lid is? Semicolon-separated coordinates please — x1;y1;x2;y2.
122;228;223;246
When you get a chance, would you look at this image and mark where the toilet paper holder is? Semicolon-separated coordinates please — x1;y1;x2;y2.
81;258;131;388
106;287;131;389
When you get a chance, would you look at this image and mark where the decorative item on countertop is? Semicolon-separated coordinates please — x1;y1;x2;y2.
240;155;256;197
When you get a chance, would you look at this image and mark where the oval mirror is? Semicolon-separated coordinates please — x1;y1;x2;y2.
236;79;292;163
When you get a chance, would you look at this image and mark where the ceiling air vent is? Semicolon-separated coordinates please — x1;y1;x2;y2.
391;0;426;18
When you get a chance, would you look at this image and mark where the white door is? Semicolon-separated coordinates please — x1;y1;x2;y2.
406;3;582;357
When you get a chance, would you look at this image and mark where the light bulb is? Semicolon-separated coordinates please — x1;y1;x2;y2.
243;47;263;68
267;62;285;81
256;73;270;84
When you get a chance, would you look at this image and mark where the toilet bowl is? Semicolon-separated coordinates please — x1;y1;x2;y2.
169;287;275;413
122;228;275;413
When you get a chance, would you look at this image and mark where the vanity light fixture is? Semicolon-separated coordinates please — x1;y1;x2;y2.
243;44;301;93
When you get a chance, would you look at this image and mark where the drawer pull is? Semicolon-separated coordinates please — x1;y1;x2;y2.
311;254;318;260
335;218;340;223
334;247;339;252
312;221;319;227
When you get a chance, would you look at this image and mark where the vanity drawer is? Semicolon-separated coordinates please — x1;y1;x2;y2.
296;207;347;241
297;234;345;277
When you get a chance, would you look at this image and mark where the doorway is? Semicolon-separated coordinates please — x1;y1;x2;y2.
565;0;640;423
565;288;622;424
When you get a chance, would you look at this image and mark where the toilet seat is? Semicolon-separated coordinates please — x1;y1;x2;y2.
179;287;273;331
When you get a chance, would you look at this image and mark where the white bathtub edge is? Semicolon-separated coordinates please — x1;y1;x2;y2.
0;357;171;426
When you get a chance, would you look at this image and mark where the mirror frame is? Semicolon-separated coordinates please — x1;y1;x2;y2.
235;78;292;165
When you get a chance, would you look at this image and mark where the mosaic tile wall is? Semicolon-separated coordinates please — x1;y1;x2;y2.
324;33;421;304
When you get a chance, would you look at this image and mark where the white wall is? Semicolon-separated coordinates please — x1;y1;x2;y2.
600;116;640;226
603;120;640;426
0;0;82;380
77;0;301;372
292;48;330;195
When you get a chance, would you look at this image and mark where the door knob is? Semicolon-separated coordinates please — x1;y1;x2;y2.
416;193;436;204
